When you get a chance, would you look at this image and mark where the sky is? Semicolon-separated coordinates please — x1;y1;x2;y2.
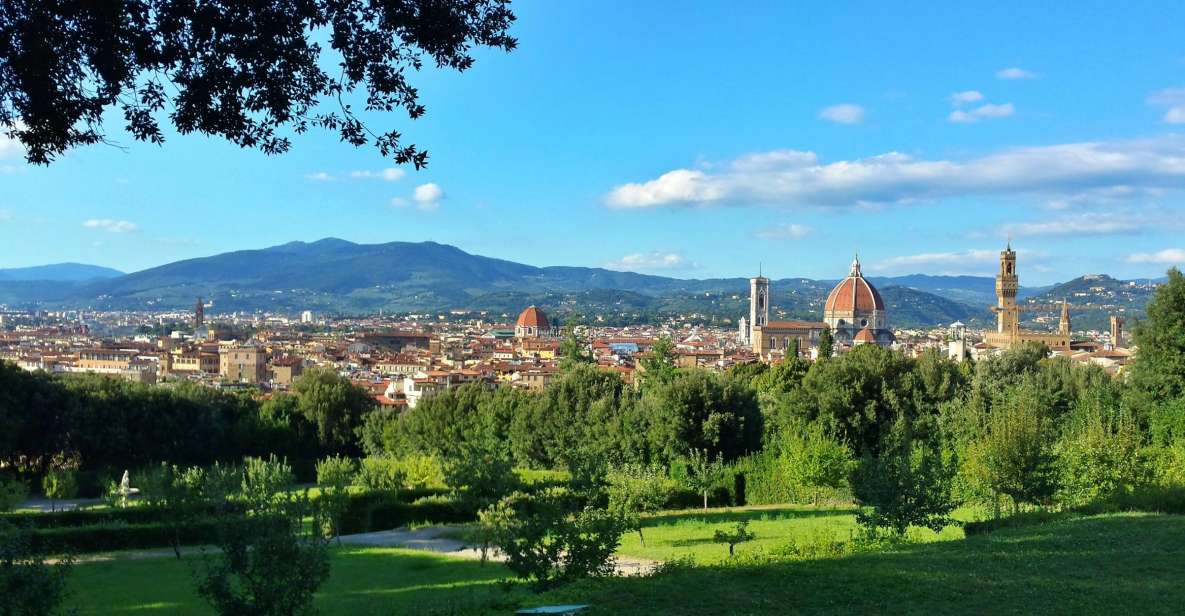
3;1;1185;285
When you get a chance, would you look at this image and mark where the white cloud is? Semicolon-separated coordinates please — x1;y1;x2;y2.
754;223;811;239
872;248;1048;275
950;90;984;106
1126;248;1185;264
1165;107;1185;124
997;67;1038;80
308;168;405;182
413;183;444;210
348;168;405;181
391;183;444;212
604;135;1185;209
0;122;26;160
948;103;1015;123
82;219;137;233
1145;87;1185;124
604;251;696;271
1003;214;1146;238
819;104;865;124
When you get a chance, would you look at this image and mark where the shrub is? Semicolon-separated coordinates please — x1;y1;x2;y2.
22;518;241;553
852;432;955;536
606;464;670;546
0;525;74;615
1055;409;1145;507
336;493;470;535
679;449;727;510
396;454;444;489
779;421;854;506
443;444;521;514
240;455;295;514
0;476;28;513
41;470;78;512
354;456;405;494
316;455;355;539
483;488;628;591
195;495;330;616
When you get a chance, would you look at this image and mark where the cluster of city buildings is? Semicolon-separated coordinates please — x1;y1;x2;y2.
0;244;1138;410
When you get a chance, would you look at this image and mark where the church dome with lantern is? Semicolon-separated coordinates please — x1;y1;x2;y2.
514;305;557;338
823;255;894;347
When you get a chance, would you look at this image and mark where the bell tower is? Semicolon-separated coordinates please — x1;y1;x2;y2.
996;243;1019;335
749;274;769;339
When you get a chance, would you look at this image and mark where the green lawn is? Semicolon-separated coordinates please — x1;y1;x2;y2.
616;504;964;563
539;513;1185;615
63;510;1185;615
68;546;518;615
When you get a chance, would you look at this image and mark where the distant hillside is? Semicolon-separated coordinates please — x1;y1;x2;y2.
0;263;123;282
0;238;1035;328
1023;274;1157;332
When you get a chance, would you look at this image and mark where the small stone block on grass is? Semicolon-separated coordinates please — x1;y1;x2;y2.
516;605;590;615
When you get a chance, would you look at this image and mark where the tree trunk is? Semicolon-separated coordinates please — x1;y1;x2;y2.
703;491;708;510
638;527;646;547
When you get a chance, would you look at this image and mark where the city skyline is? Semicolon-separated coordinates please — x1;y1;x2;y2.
5;2;1185;284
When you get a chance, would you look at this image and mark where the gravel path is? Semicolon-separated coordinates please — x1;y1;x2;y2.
59;524;660;576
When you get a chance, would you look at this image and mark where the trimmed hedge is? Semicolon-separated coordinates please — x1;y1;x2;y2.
338;493;470;534
0;504;242;529
12;517;249;554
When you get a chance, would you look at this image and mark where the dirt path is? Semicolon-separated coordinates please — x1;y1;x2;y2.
62;524;661;576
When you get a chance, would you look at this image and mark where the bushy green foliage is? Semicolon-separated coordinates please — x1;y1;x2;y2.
443;443;521;514
0;476;27;513
1129;268;1185;410
41;470;77;512
482;488;628;590
292;367;374;453
606;464;670;545
641;370;763;464
395;454;444;489
1055;406;1145;507
853;420;955;536
316;455;355;539
354;456;406;494
194;493;330;616
679;449;728;510
778;420;854;506
240;456;295;514
0;525;74;616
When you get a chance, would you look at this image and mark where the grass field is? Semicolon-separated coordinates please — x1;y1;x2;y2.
63;509;1185;615
68;547;517;615
541;512;1185;615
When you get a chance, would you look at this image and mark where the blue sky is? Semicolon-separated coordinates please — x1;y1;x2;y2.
3;1;1185;284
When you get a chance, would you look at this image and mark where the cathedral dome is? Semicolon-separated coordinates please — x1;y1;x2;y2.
824;256;885;315
515;306;550;329
853;325;878;345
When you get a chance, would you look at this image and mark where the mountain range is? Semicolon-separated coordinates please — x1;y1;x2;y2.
0;239;1159;330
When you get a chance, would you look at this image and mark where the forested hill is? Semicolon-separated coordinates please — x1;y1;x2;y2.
0;238;1040;327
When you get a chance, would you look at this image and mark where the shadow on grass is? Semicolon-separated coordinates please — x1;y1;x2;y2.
540;513;1185;616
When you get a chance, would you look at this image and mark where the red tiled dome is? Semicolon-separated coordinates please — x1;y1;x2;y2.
515;306;550;329
853;326;878;343
824;258;884;314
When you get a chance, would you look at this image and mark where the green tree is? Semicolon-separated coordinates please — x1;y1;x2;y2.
780;421;854;506
642;369;762;464
353;457;405;495
0;525;74;616
41;453;79;513
817;325;834;360
443;442;521;515
640;336;678;384
195;492;330;616
0;476;27;513
852;418;955;536
605;464;669;546
1;1;516;165
482;488;628;591
1129;268;1185;418
559;328;594;370
292;368;374;453
713;520;755;557
680;448;726;510
1055;401;1145;507
239;456;295;515
315;455;356;540
962;379;1058;516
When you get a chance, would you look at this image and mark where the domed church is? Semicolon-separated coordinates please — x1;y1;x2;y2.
823;255;894;347
514;305;558;339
